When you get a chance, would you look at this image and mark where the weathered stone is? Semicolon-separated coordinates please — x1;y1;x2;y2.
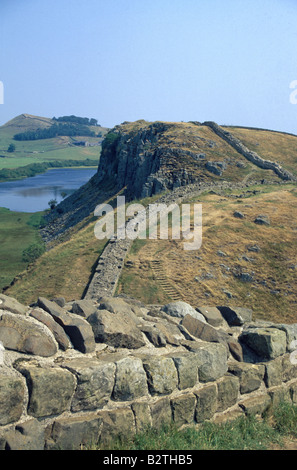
162;301;206;322
0;374;25;425
38;297;95;353
71;300;97;318
171;353;199;390
0;294;27;315
228;362;265;394
194;383;217;423
152;320;184;346
46;413;101;450
113;356;148;401
15;362;76;418
217;306;253;326
98;296;137;318
30;308;70;351
264;356;283;387
140;324;167;347
233;211;245;219
193;342;228;383
196;306;225;327
98;408;136;445
281;354;297;382
217;375;240;412
142;356;178;396
51;297;66;308
227;339;244;362
254;214;270;226
239;394;271;417
0;312;57;357
131;402;152;433
4;419;44;450
61;358;115;411
87;309;145;349
240;328;287;360
270;323;297;352
150;397;172;429
171;393;196;426
181;314;229;344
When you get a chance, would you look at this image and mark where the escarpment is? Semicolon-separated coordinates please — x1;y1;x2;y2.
41;119;296;243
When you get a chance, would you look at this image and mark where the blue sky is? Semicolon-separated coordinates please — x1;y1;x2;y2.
1;0;297;133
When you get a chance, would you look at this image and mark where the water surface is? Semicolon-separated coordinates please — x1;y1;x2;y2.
0;167;97;212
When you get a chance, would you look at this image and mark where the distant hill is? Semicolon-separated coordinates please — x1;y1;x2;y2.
0;113;109;174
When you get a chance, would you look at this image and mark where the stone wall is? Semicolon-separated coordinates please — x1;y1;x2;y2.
203;121;297;182
1;293;297;450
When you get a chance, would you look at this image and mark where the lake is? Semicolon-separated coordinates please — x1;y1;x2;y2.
0;167;98;213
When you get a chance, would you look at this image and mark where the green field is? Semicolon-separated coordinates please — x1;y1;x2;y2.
0;208;46;291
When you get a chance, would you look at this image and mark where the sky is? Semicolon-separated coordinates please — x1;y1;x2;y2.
0;0;297;134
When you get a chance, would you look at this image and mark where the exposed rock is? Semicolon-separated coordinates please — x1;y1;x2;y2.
37;297;95;353
29;308;70;351
141;356;178;395
87;309;146;349
162;301;206;322
254;214;270;226
0;294;27;315
240;327;287;360
140;324;167;347
15;361;76;418
217;306;253;326
0;374;25;425
113;356;149;401
0;312;58;357
196;306;225;327
228;362;265;394
181;314;229;345
71;300;97;318
233;211;245;219
61;358;116;411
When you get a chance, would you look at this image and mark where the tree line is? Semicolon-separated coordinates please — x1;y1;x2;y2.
13;122;97;141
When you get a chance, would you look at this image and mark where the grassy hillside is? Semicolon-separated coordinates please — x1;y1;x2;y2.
116;183;297;323
0;113;109;171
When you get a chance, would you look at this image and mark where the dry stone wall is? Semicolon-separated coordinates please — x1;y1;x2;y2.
1;293;297;450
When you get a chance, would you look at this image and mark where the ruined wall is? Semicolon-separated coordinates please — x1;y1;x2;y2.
1;294;297;450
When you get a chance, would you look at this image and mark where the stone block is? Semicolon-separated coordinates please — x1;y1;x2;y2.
150;397;172;429
240;328;287;360
0;374;25;425
61;357;115;411
46;413;101;450
228;362;265;394
171;393;196;427
0;294;27;315
193;342;228;382
217;375;240;412
142;356;178;396
194;384;217;423
113;356;149;401
15;362;76;418
239;394;271;417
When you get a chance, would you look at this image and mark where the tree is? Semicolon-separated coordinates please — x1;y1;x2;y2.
7;143;15;153
48;199;57;210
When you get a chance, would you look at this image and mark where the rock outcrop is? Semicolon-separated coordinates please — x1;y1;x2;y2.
1;293;297;449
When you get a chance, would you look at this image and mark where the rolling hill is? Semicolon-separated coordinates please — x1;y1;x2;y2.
0;113;109;173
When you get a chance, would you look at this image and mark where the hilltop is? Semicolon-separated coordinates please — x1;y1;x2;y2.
0;113;109;176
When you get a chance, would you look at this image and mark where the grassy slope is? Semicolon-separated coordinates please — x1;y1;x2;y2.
116;184;297;323
0;114;108;169
0;208;45;291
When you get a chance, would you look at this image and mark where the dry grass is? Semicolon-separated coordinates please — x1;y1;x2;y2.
117;184;297;323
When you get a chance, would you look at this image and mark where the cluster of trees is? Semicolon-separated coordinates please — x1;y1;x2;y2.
13;123;96;141
52;115;100;126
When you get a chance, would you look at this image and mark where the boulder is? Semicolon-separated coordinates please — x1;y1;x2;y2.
0;294;27;315
196;306;225;327
228;362;265;394
37;297;95;353
180;314;229;345
254;215;270;226
0;312;57;357
240;327;287;360
162;301;206;322
217;306;253;326
29;308;70;351
141;356;178;395
193;342;228;382
87;309;145;349
71;300;97;318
